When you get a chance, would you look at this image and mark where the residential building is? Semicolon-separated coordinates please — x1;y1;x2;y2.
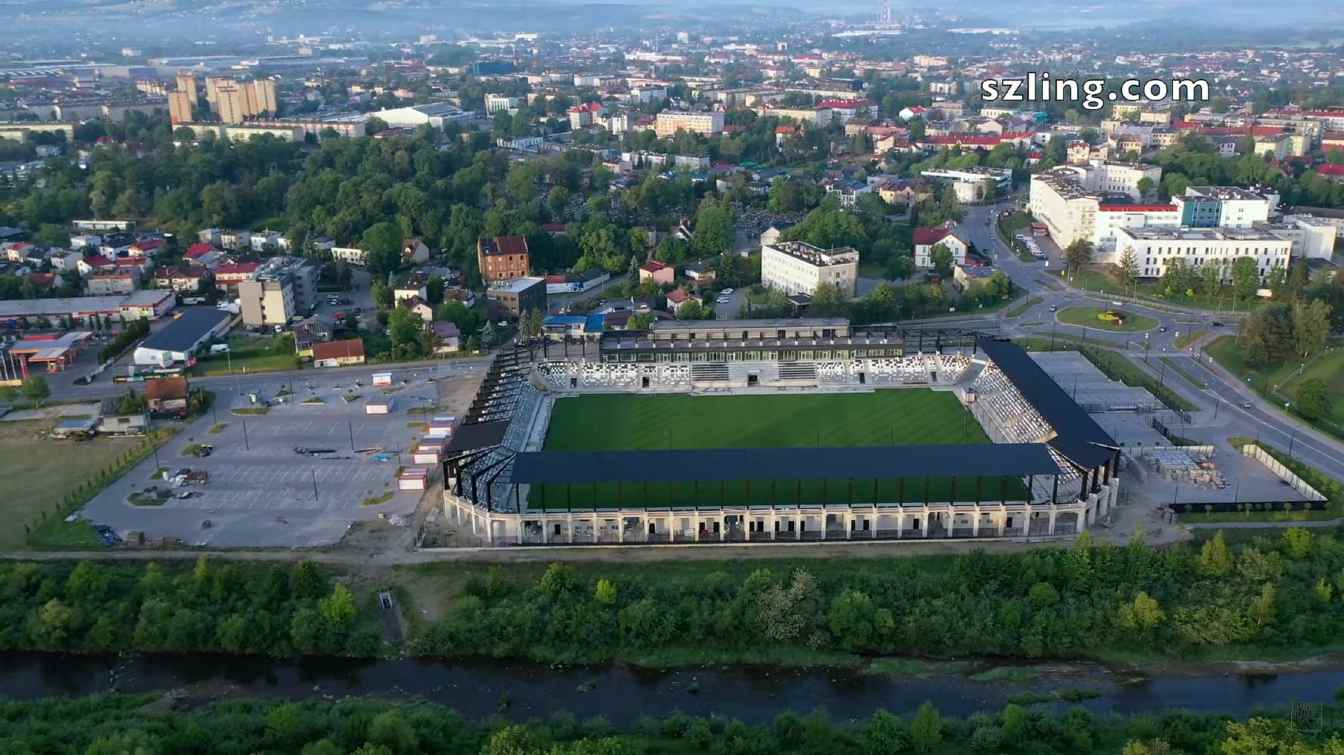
761;240;859;297
151;266;205;292
655;111;725;138
168;91;193;125
393;271;430;304
486;276;547;317
144;376;191;417
913;222;970;269
237;256;318;326
402;238;430;264
213;262;260;289
484;94;523;114
477;236;530;283
431;321;461;354
85;270;139;295
638;260;675;286
953;264;997;292
312;338;366;367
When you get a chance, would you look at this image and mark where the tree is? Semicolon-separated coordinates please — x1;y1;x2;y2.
1117;591;1165;633
1064;240;1094;274
1238;303;1295;368
626;312;654;331
362;222;404;276
21;375;49;406
860;710;909;755
828;589;880;650
1119;248;1138;287
692;201;735;257
1296;378;1330;420
930;244;954;277
910;702;943;753
387;306;425;358
810;282;849;317
1136;176;1154;199
1230;257;1260;301
594;578;618;606
1198;531;1233;577
1292;299;1330;359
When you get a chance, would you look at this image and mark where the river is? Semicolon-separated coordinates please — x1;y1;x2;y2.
4;652;1343;722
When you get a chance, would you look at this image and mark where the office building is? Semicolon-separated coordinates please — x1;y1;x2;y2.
1114;227;1290;282
761;241;859;297
1176;186;1274;229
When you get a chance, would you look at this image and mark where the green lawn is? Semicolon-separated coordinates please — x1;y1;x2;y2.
1056;306;1157;332
532;391;1028;508
1073;269;1260;313
1159;357;1208;390
190;335;299;376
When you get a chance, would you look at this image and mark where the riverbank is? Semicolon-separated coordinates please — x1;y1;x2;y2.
2;685;1342;754
7;528;1344;675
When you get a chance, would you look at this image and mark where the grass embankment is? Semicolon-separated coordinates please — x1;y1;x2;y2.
1004;296;1042;318
533;391;1026;507
1177;436;1343;524
1174;330;1207;350
1055;306;1158;333
1158;357;1208;390
0;421;178;550
1207;336;1344;440
1016;338;1196;412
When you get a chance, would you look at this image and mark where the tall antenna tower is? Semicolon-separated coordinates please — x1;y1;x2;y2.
879;0;892;26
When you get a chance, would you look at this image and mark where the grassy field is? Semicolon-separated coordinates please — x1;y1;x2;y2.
1056;306;1158;332
1005;296;1042;318
1159;356;1208;390
190;335;299;376
1072;269;1260;313
0;421;137;549
533;391;1028;508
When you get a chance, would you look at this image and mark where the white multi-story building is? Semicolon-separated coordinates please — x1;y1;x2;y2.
1175;186;1275;229
1030;160;1163;248
1116;227;1290;282
761;241;859;297
483;94;523;114
919;167;1012;203
330;246;368;265
1079;160;1162;200
1090;204;1182;256
655;110;725;138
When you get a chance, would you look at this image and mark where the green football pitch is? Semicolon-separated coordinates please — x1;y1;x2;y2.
530;391;1030;509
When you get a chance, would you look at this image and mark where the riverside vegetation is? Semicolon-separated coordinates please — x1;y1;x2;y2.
4;528;1344;665
2;693;1344;755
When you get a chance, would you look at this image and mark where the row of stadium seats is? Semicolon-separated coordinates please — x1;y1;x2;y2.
966;366;1053;444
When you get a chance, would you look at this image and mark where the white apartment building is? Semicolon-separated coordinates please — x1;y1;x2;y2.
1175;186;1275;229
1116;227;1291;282
1029;160;1163;248
1090;204;1182;257
483;94;523;114
655;111;725;138
919;167;1012;203
1079;160;1162;200
1262;215;1339;260
761;241;859;297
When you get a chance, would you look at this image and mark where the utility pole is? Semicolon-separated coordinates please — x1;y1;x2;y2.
241;418;249;451
312;469;319;501
349;420;355;451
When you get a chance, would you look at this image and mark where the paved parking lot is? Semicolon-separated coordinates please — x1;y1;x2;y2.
79;362;484;548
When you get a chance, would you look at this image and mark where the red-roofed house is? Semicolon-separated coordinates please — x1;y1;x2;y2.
665;287;701;314
85;269;139;295
214;262;260;288
77;254;114;275
185;242;214;258
913;222;969;269
312;338;365;368
638;259;674;286
817;98;877;124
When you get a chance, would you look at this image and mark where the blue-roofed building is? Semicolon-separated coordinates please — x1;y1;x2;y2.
543;313;605;340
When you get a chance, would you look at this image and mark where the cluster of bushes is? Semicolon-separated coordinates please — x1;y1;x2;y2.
97;319;150;364
415;530;1344;664
0;559;383;657
1;693;1340;755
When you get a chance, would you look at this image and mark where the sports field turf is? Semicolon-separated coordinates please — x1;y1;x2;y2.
531;390;1030;508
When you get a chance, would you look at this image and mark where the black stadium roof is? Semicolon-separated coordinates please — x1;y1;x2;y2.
977;337;1117;469
139;308;231;353
511;443;1062;486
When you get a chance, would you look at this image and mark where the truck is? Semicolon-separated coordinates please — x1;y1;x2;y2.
372;372;393;388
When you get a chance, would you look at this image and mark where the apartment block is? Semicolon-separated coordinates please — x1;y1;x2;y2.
761;241;859;297
654;111;725;138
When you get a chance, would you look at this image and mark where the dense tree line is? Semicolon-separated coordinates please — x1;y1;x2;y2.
415;530;1344;664
1;692;1342;755
0;559;383;657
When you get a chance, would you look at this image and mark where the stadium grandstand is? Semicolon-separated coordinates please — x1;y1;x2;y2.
442;321;1121;546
